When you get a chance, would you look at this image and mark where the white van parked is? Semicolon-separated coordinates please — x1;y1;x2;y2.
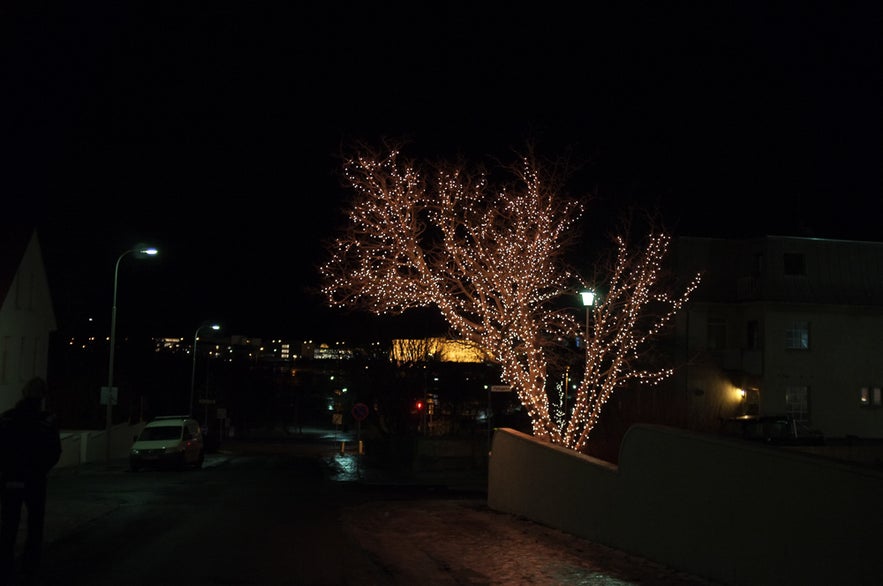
129;416;205;471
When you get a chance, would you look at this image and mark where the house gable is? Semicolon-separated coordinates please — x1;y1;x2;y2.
0;226;57;411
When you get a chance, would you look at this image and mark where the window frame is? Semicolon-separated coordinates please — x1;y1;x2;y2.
784;320;810;350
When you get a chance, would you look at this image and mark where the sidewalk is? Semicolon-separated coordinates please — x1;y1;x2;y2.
43;458;130;548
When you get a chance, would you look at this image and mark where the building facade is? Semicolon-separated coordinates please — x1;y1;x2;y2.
672;235;883;439
0;227;56;412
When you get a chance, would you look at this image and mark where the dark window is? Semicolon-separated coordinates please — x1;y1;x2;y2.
785;386;810;422
707;318;727;350
784;253;805;276
747;320;760;350
752;253;764;275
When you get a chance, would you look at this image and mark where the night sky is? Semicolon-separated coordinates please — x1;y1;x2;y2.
5;3;881;341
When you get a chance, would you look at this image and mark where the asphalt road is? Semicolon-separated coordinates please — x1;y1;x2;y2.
27;432;720;585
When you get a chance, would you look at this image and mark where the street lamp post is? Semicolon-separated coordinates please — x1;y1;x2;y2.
190;323;221;416
569;289;596;416
580;289;595;340
105;245;158;462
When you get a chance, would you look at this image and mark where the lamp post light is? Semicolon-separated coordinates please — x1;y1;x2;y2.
105;245;158;462
190;323;221;416
580;289;595;340
567;289;596;416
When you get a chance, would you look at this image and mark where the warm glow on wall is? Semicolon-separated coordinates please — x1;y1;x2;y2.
727;386;746;403
390;338;488;363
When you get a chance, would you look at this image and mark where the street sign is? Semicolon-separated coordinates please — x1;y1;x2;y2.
490;385;512;392
351;402;369;421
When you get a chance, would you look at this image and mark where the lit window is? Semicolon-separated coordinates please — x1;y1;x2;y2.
860;387;883;408
785;321;809;350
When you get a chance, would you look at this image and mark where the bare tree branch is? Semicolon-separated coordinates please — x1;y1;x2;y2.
321;141;701;450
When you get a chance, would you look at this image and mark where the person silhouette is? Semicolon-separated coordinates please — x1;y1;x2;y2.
0;377;62;586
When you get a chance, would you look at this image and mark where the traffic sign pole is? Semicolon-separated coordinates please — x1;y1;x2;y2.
350;402;370;477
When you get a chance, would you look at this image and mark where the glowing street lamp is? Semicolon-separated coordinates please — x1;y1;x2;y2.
564;290;597;417
580;289;596;340
105;245;158;462
190;322;221;416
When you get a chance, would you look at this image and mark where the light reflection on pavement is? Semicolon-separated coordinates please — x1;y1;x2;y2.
327;451;365;482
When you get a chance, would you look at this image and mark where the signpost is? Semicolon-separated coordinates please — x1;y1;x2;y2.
488;384;513;451
350;402;369;476
351;402;369;421
99;386;118;406
351;402;368;454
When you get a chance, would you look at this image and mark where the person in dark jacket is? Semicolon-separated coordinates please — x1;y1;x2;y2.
0;377;62;586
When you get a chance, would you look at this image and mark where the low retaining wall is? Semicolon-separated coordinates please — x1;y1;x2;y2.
57;433;81;467
488;425;883;586
57;422;147;468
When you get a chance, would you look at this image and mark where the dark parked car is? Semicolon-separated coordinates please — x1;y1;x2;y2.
721;414;825;446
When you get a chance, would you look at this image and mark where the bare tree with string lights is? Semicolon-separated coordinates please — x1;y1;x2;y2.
320;140;701;451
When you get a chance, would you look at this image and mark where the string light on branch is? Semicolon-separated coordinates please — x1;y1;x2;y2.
320;141;701;452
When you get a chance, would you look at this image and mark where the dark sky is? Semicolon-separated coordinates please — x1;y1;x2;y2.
4;3;881;341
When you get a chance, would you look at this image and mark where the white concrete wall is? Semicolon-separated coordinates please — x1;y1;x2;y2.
56;422;147;468
57;433;81;467
488;425;883;586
